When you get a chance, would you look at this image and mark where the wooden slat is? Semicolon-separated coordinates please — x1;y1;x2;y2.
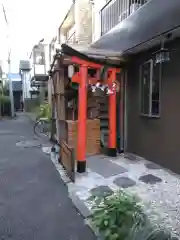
56;59;65;121
60;140;75;182
66;119;100;157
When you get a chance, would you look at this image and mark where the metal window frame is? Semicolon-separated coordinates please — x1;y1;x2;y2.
151;60;162;118
139;59;160;118
149;59;153;115
124;68;128;151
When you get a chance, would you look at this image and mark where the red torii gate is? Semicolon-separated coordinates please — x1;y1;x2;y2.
70;56;120;173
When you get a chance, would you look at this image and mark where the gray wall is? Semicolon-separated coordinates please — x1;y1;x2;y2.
126;39;180;173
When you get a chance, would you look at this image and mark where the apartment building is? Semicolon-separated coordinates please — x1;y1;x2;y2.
58;0;93;45
92;0;149;42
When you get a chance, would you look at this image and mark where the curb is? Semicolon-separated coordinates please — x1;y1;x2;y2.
50;149;91;217
69;190;91;218
49;148;100;238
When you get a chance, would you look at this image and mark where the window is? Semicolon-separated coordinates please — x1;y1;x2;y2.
140;59;160;117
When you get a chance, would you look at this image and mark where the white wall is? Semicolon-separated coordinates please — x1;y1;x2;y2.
44;44;50;74
75;0;93;45
30;43;50;76
22;71;31;100
49;37;58;64
92;0;106;43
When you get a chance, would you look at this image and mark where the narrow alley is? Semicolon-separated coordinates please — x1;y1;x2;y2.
0;115;96;240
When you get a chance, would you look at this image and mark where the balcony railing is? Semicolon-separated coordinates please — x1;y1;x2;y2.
66;31;76;44
100;0;148;36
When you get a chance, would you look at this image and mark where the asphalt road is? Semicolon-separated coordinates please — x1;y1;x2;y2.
0;116;96;240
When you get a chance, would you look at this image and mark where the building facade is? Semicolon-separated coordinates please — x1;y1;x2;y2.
49;0;180;174
90;0;150;152
58;0;93;45
30;42;49;104
126;38;180;173
90;0;180;173
92;0;149;42
19;60;32;100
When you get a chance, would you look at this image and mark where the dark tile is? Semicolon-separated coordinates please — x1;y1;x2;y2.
145;162;161;170
123;153;141;161
87;155;128;178
113;177;136;188
91;186;113;197
139;174;162;184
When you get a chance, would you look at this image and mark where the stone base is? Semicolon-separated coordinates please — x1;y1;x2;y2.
107;148;117;157
77;161;86;173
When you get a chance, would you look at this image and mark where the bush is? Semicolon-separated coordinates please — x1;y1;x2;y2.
0;95;11;116
37;103;51;121
0;95;10;104
89;191;174;240
89;191;146;240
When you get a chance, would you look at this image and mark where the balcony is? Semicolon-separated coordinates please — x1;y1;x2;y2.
100;0;149;36
59;2;75;44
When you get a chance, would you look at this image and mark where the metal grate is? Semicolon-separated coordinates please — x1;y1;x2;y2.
100;0;149;36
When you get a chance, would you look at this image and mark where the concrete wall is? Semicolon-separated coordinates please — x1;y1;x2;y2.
24;98;40;112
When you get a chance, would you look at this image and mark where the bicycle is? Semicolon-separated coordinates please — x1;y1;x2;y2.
33;116;51;138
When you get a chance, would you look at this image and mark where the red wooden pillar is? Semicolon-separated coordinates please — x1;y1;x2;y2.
77;64;88;173
120;76;124;152
108;69;117;157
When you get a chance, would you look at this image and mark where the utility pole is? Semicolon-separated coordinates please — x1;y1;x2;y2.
8;54;14;117
0;64;2;118
2;4;14;117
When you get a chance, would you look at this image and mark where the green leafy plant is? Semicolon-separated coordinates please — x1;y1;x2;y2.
36;103;51;121
89;191;147;240
89;191;174;240
125;218;173;240
0;95;10;104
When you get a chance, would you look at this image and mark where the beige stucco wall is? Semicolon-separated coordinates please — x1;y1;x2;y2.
74;0;93;45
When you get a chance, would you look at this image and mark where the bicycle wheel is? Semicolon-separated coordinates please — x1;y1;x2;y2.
43;121;51;137
33;120;45;137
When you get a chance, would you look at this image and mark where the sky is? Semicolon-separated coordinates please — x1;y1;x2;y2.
0;0;72;73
